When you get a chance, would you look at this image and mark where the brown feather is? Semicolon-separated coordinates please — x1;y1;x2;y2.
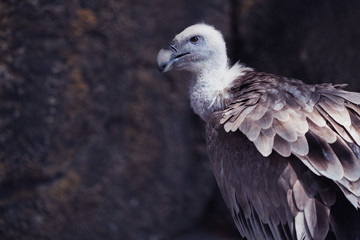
309;91;321;106
295;212;308;240
285;96;301;111
273;110;290;122
273;119;298;142
256;111;273;129
220;113;232;124
272;101;285;111
307;120;337;144
322;95;345;111
317;107;353;142
261;127;276;137
304;198;317;237
345;102;360;117
235;185;252;218
230;113;245;132
295;156;322;176
322;93;345;105
207;70;360;240
291;136;309;156
295;99;313;113
346;111;360;145
249;104;268;121
306;109;326;127
294;116;309;135
293;180;308;211
304;199;330;239
318;101;351;127
253;133;274;157
338;177;360;197
240;119;261;141
230;105;257;132
332;90;360;104
305;132;344;180
287;189;298;216
273;135;292;157
251;191;266;223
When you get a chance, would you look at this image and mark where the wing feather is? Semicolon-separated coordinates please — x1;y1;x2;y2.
291;136;309;156
331;137;360;181
306;109;326;127
294;212;307;240
322;95;345;110
253;133;274;157
317;107;353;142
273;110;290;122
256;111;274;128
220;74;360;208
262;127;276;137
307;120;337;143
249;103;268;120
273;135;292;157
305;131;344;180
345;111;360;145
240;118;261;141
304;199;317;237
345;102;360;116
273;119;298;142
294;116;309;135
211;72;360;239
318;101;351;127
332;90;360;104
293;180;307;211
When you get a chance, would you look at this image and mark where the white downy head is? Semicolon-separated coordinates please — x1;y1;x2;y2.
157;23;251;121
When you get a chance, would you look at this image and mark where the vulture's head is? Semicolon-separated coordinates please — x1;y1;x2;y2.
157;23;228;75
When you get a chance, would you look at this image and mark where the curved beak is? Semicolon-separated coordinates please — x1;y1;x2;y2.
157;40;189;73
157;48;176;73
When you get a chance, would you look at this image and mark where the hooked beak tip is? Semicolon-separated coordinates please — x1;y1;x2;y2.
157;48;174;73
157;63;167;72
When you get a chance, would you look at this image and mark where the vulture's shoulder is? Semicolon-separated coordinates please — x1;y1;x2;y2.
206;71;360;239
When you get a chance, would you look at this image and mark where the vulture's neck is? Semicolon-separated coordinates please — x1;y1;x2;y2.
190;62;252;121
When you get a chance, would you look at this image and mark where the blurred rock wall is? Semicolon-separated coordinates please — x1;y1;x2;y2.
0;0;360;240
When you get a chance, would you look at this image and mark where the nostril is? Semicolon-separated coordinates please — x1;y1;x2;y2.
158;63;167;72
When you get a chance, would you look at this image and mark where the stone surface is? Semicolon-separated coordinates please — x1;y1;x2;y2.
234;0;360;89
1;0;360;240
0;1;236;240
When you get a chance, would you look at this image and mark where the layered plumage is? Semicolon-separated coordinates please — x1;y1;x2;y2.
157;23;360;240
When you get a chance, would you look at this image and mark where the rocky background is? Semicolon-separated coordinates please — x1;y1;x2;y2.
1;0;360;240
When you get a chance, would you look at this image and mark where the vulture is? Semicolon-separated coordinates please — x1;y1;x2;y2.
157;23;360;240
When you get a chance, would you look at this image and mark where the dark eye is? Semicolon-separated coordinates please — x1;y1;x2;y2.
189;36;200;44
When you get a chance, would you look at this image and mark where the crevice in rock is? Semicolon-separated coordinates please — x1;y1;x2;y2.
0;172;65;200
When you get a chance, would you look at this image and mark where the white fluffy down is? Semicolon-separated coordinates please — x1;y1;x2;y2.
174;24;252;120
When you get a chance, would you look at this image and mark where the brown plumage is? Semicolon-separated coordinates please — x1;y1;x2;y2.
157;23;360;240
208;71;360;239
